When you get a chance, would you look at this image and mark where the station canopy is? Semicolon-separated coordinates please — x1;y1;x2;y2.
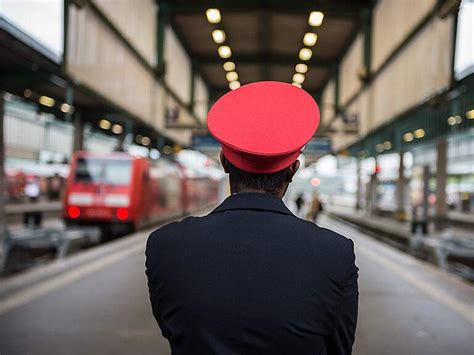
160;0;375;97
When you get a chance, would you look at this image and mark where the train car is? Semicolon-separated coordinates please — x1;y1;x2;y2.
63;151;221;240
5;168;26;201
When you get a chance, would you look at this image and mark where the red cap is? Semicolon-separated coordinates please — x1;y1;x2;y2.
207;81;320;173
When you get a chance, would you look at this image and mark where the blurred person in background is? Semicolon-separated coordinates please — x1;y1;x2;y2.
146;82;358;355
23;176;42;227
307;191;324;223
295;192;306;218
47;173;62;200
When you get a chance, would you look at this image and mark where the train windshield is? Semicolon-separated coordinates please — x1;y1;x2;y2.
75;158;132;185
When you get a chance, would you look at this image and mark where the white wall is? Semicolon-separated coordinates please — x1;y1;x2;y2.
67;4;155;127
93;0;157;66
194;75;209;122
340;34;363;106
164;27;191;104
372;0;437;71
329;3;454;152
321;79;335;125
153;82;195;146
370;15;453;129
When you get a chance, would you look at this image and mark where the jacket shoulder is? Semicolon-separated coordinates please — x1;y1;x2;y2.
293;217;356;269
146;216;198;251
297;217;353;248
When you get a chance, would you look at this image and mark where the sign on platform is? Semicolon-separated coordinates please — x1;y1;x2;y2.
192;135;220;151
303;138;332;155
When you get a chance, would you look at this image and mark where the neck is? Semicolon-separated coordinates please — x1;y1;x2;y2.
231;186;286;199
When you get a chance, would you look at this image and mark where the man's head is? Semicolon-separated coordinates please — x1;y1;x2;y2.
220;152;300;198
207;81;320;196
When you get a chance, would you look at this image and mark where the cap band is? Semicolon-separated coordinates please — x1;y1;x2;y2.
222;145;300;174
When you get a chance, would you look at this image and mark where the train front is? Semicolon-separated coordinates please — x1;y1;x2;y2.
63;152;138;238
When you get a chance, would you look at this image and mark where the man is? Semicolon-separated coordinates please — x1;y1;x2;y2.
146;81;358;354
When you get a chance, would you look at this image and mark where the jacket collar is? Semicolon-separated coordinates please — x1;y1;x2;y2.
210;192;294;216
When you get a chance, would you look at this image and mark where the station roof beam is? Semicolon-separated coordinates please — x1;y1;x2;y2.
158;0;375;101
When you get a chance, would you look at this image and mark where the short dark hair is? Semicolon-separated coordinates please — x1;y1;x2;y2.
226;159;290;195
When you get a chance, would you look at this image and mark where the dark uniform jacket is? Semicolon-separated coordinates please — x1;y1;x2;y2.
146;192;359;355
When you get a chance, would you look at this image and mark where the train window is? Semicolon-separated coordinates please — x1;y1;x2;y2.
75;158;102;183
103;160;132;185
75;158;132;185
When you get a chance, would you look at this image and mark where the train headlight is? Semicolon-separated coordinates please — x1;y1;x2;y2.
116;208;129;221
68;206;80;219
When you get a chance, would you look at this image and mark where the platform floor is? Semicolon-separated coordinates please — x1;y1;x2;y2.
0;215;473;355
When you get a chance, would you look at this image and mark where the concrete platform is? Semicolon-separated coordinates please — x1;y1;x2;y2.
6;201;62;224
6;201;62;215
0;215;473;355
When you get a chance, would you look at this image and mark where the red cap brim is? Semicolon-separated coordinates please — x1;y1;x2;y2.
207;81;319;174
222;144;300;174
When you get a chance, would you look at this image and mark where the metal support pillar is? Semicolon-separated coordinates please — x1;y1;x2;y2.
450;3;459;86
156;3;169;76
190;61;196;111
422;165;430;226
72;110;84;152
259;9;271;80
116;121;133;152
361;7;372;82
62;0;70;70
367;173;377;216
396;152;406;221
0;93;7;271
334;65;340;114
355;158;361;210
64;84;74;122
435;138;448;230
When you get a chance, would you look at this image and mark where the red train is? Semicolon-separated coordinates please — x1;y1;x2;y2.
63;151;223;239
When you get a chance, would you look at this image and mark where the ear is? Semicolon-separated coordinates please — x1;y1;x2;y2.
287;159;300;182
220;151;230;173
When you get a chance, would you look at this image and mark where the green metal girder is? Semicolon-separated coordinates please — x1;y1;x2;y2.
190;61;197;109
160;0;372;18
346;78;474;157
334;64;340;114
156;2;169;75
361;7;372;81
196;54;332;67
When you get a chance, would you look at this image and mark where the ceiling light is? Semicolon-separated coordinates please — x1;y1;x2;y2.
229;81;240;90
403;132;414;142
295;63;308;73
135;134;143;143
206;8;221;24
292;83;302;88
99;119;111;130
376;144;384;153
303;32;318;46
455;115;462;124
39;95;55;107
466;109;474;119
308;11;324;27
223;61;235;71
226;71;238;82
24;89;32;98
414;128;425;138
299;48;312;61
212;29;226;44
60;103;71;113
112;124;123;134
383;141;392;150
218;45;232;58
447;116;457;125
141;136;151;146
293;73;305;84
